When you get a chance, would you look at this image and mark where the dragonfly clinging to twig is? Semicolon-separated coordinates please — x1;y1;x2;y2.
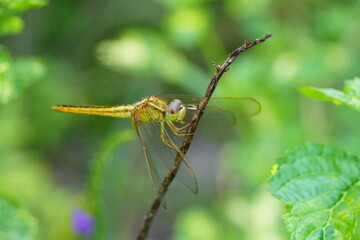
52;95;260;208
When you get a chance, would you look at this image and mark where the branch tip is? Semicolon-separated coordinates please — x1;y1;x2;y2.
212;62;221;71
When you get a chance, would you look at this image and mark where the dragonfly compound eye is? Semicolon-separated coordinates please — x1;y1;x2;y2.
168;99;183;114
166;99;187;122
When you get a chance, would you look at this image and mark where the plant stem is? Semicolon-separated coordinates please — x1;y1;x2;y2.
136;33;272;240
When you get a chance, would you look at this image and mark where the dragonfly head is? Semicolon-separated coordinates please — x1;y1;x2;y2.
166;99;186;122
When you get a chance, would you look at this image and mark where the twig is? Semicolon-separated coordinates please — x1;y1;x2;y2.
136;33;273;240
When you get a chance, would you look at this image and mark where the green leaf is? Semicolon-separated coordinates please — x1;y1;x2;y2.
0;46;46;104
300;78;360;112
0;0;47;11
0;0;47;36
0;16;23;36
269;142;360;240
0;195;38;240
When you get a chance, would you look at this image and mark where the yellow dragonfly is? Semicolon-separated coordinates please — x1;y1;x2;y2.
52;96;260;207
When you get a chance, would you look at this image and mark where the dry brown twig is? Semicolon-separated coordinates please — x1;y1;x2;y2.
137;33;273;240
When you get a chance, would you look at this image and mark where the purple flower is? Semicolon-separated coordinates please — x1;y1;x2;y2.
71;208;94;237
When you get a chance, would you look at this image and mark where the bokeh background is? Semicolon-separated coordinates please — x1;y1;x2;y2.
1;0;360;239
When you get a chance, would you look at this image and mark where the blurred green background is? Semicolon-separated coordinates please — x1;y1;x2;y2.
1;0;360;239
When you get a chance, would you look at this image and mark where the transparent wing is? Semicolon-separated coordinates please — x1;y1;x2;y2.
205;97;261;126
161;96;261;127
134;106;199;205
133;116;168;208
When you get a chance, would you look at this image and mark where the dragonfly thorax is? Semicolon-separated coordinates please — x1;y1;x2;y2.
166;99;186;122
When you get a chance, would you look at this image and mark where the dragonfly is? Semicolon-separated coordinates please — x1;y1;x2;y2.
52;96;260;207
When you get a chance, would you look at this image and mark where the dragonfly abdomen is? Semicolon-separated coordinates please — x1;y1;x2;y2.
51;105;134;118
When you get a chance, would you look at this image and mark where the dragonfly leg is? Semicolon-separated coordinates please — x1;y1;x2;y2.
166;121;193;136
176;122;191;131
174;121;197;134
148;101;166;112
176;120;192;125
160;122;180;149
186;104;198;111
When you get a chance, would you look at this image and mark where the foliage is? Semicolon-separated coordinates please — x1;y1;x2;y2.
0;0;47;104
88;129;135;240
300;78;360;112
0;0;50;239
1;0;360;239
270;76;360;239
173;208;221;240
95;28;208;94
0;195;37;240
0;0;47;36
0;46;45;104
269;142;360;240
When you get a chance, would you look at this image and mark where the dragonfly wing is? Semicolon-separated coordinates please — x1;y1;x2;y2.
197;97;259;129
160;120;199;194
208;97;261;119
137;109;198;195
134;116;167;208
161;96;261;126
